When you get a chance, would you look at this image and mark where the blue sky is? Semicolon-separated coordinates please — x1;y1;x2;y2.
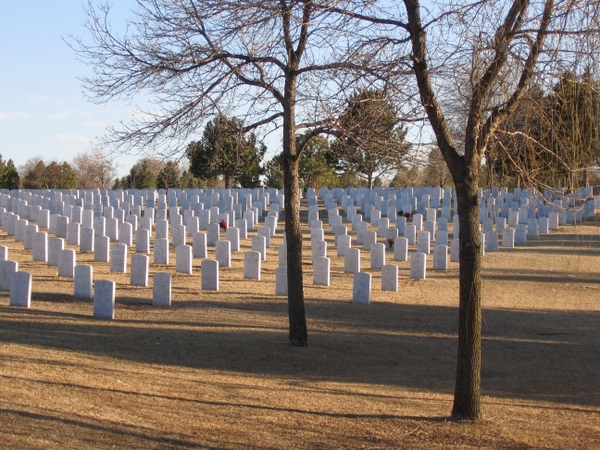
0;1;157;177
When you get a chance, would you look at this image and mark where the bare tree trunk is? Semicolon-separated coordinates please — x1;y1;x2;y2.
282;78;308;346
283;155;307;346
452;174;482;420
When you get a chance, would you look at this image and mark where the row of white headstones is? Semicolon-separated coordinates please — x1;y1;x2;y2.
0;185;594;317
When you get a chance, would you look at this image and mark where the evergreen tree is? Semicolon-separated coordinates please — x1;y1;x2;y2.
187;116;265;188
263;154;284;190
156;161;182;190
2;160;20;190
298;133;340;190
333;89;410;188
180;170;197;189
0;156;20;189
236;144;266;189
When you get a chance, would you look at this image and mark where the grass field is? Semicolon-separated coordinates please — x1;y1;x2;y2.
1;203;599;449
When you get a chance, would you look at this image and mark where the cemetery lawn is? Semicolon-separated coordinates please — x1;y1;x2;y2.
1;211;600;449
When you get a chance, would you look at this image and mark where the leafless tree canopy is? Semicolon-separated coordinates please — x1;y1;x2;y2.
72;149;118;189
71;0;409;157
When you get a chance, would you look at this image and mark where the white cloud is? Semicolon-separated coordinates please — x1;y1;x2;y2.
49;111;92;120
50;111;71;120
83;121;109;128
26;94;51;103
0;112;29;119
55;134;88;142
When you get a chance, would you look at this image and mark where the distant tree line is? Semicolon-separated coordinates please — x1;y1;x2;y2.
14;72;600;192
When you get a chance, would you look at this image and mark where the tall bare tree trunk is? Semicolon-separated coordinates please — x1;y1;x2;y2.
282;155;307;345
282;80;307;346
452;173;482;419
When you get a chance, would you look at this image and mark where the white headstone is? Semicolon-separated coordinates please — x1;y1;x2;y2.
105;217;119;241
110;243;128;273
80;227;94;252
412;214;423;230
393;237;409;261
201;259;219;290
192;232;207;259
9;271;31;308
215;240;231;267
539;217;549;234
119;222;133;246
417;231;431;254
275;266;287;296
135;228;151;253
33;232;48;262
172;224;187;248
225;227;240;252
311;240;327;265
243;210;255;231
410;252;427;280
370;243;385;269
485;231;499;252
381;264;398;292
252;235;267;261
527;218;538;237
154;238;169;265
93;216;106;236
352;272;371;304
404;224;417;245
244;251;261;280
0;260;18;292
450;238;460;262
55;216;69;238
48;238;64;267
278;244;287;268
58;249;76;278
436;230;449;247
502;227;515;248
66;222;80;246
515;224;527;245
93;280;115;320
130;254;149;286
156;219;169;240
363;230;377;251
344;248;361;274
258;226;271;248
336;234;351;257
377;217;390;237
24;224;38;250
432;244;448;270
508;210;519;228
207;223;220;246
74;265;93;299
152;272;172;307
313;257;330;286
94;235;110;262
235;219;248;239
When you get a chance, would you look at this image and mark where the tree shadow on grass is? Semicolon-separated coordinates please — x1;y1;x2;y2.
1;296;598;408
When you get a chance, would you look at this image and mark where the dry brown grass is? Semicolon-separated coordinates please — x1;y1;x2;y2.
1;203;600;449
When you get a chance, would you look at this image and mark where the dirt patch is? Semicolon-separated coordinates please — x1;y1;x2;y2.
1;203;599;449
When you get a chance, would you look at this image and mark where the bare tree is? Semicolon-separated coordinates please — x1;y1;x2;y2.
72;0;396;346
72;153;97;189
72;149;118;189
399;0;598;420
329;0;600;420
